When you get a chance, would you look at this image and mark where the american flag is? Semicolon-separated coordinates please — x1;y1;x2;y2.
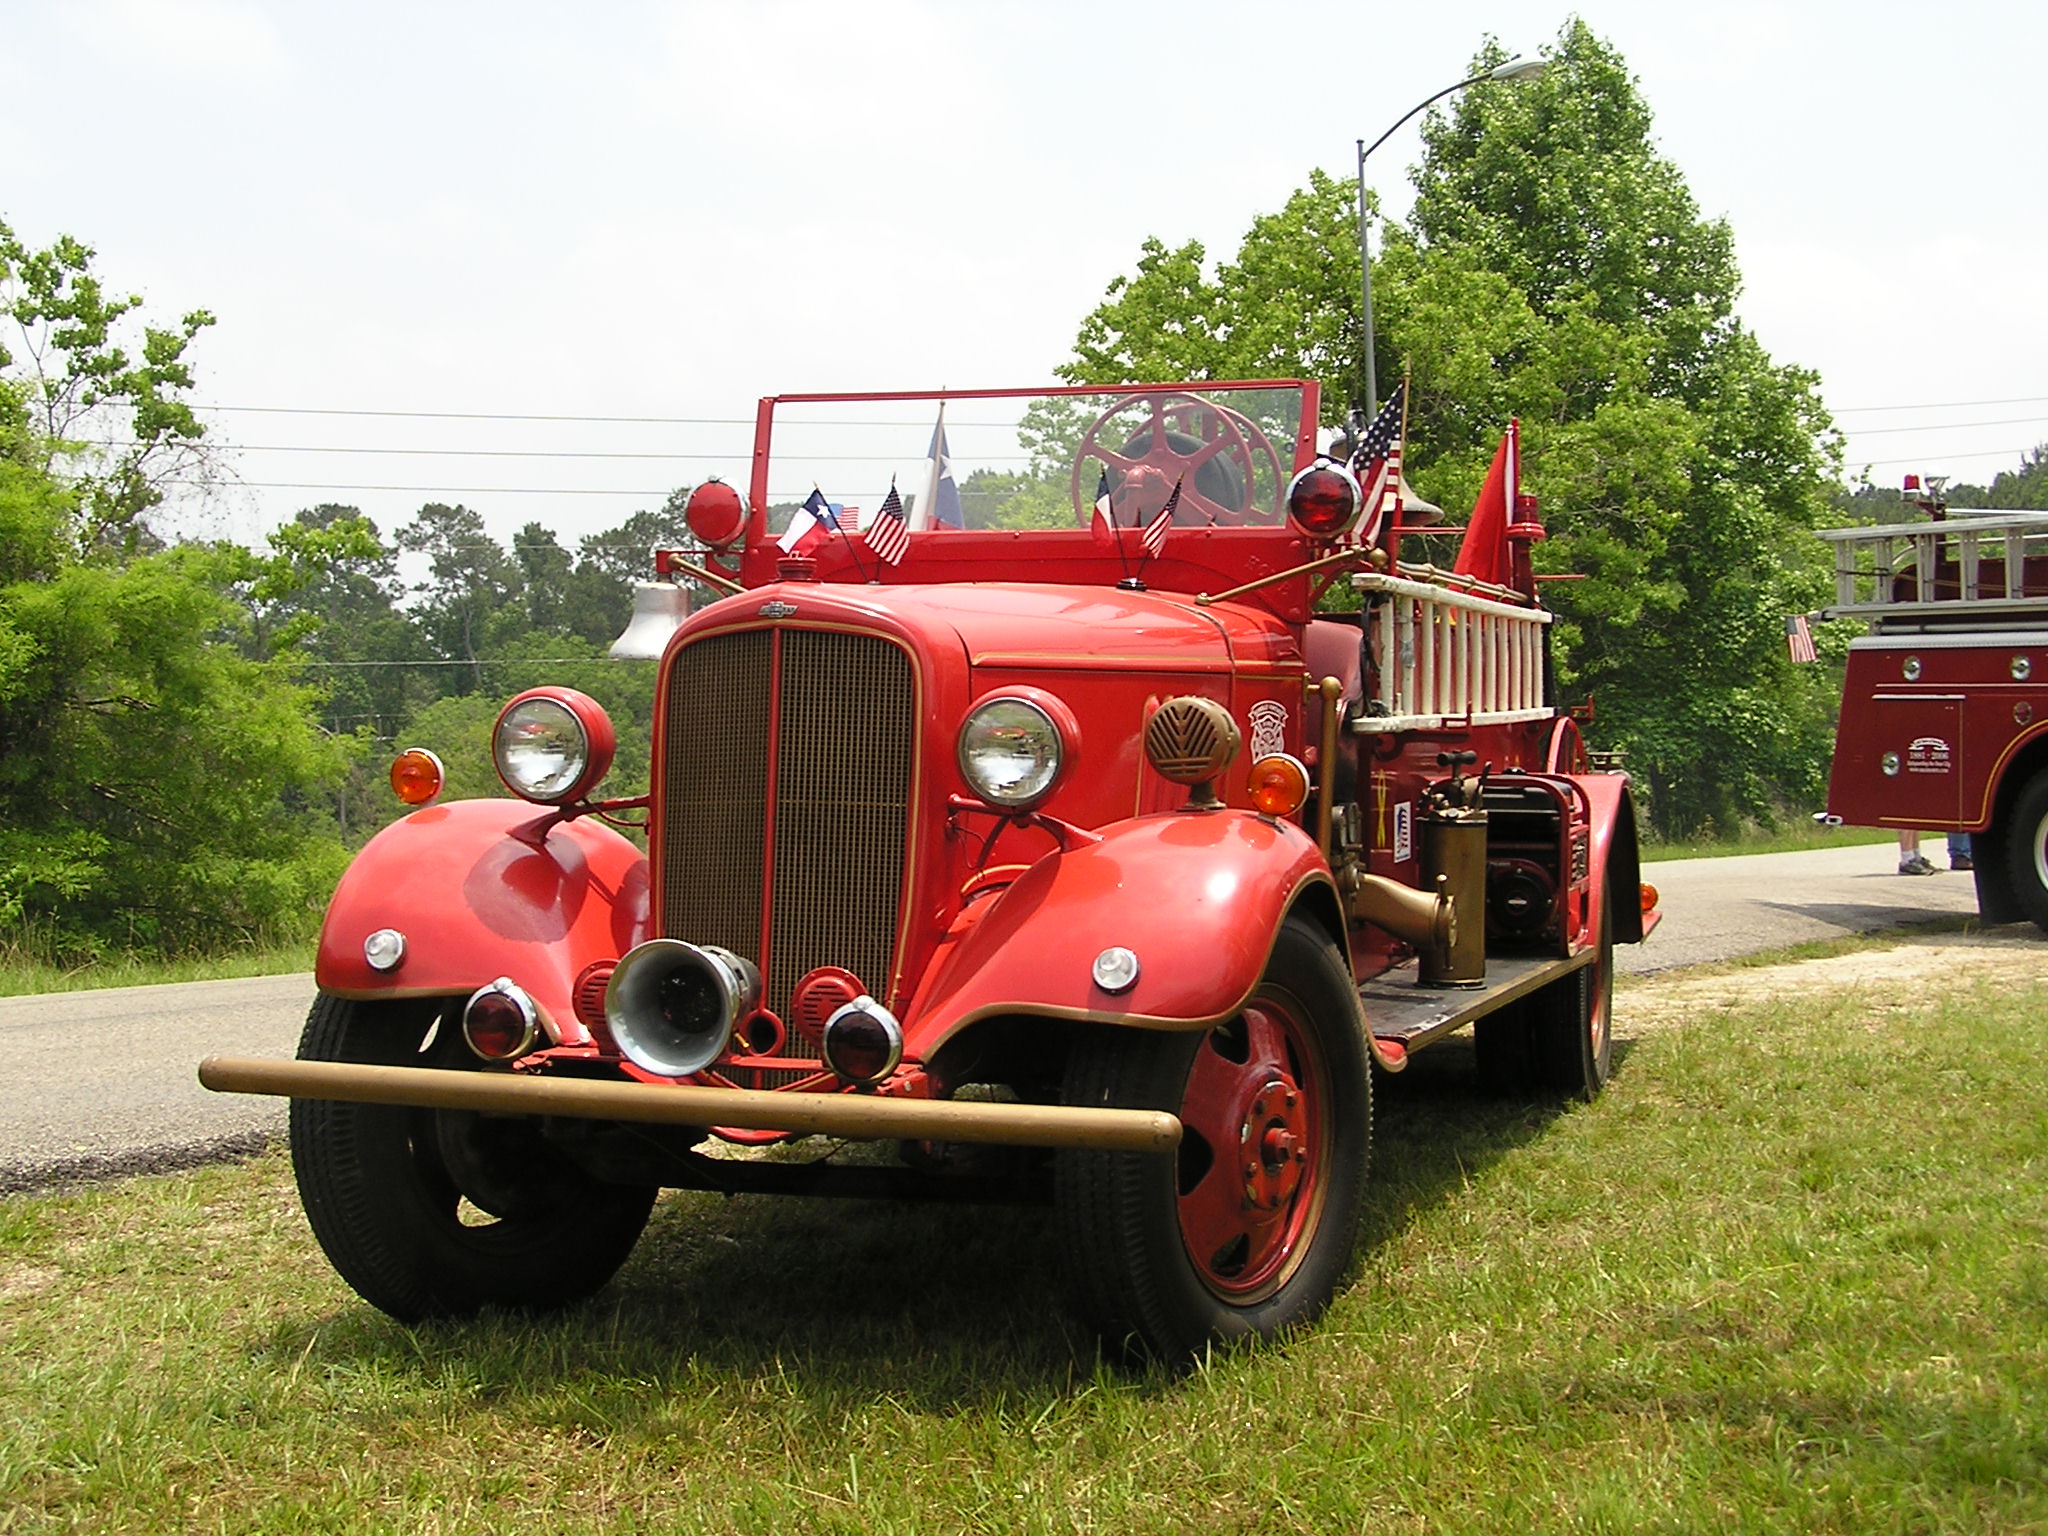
1785;612;1818;664
1349;382;1406;545
835;504;860;532
1143;475;1182;559
865;483;910;566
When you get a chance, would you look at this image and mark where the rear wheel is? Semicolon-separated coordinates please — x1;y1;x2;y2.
1476;885;1614;1101
2004;771;2048;934
1055;916;1372;1364
289;993;656;1322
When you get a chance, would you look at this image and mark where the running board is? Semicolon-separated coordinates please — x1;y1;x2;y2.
1362;951;1592;1066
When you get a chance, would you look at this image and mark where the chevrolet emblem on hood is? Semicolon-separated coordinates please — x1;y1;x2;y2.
758;600;799;619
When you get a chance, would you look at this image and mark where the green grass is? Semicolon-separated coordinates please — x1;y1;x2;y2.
0;938;313;998
4;964;2045;1532
1641;824;1895;861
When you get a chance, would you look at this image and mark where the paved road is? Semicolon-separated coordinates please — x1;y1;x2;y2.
0;973;312;1193
1620;840;1985;975
0;843;2004;1192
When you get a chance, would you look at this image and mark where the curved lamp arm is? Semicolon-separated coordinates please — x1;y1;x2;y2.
1355;57;1547;419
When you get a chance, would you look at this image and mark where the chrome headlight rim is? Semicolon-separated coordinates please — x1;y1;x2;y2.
493;687;616;804
956;692;1071;811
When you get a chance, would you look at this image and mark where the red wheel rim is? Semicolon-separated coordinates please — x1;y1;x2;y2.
1173;995;1328;1302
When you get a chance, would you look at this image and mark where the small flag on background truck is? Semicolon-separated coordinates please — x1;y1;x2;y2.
1785;612;1818;664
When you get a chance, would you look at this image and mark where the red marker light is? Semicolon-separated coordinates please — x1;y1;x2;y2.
685;479;747;549
1285;461;1362;541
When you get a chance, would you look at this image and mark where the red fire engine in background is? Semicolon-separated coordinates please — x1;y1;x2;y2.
202;380;1659;1362
1820;476;2048;932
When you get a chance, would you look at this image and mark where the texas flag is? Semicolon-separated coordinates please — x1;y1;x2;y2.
915;405;965;530
778;488;837;556
1091;469;1117;548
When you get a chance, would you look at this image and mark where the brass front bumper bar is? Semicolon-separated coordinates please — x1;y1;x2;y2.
197;1056;1182;1154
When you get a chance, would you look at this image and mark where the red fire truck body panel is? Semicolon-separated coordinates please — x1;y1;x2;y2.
1820;507;2048;931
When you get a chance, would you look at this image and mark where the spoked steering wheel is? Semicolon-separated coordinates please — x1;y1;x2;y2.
1069;392;1284;532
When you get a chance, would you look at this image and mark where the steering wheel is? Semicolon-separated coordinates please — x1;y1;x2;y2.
1069;392;1284;531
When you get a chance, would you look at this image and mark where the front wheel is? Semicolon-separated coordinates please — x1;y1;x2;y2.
2003;771;2048;934
289;993;656;1322
1055;915;1372;1364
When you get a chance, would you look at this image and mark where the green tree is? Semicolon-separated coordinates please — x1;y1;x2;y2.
0;218;215;556
515;520;575;635
396;502;521;693
1951;446;2048;509
561;497;700;648
1059;21;1845;836
0;221;355;957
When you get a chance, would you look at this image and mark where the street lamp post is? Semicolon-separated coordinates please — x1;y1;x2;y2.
1356;55;1547;421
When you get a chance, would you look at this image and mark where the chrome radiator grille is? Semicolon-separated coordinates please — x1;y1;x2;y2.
660;627;915;1017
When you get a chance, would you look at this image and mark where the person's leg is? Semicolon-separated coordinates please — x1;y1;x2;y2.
1948;831;1974;871
1899;830;1935;875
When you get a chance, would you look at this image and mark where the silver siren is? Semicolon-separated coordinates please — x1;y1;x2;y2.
604;938;763;1078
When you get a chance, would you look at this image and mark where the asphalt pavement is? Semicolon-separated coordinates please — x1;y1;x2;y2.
0;841;2010;1192
0;973;311;1193
1620;839;1986;975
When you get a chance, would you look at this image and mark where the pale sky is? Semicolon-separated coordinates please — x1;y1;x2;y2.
3;0;2044;553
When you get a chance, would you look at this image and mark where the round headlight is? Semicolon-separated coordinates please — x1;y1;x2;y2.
958;696;1066;809
493;687;616;803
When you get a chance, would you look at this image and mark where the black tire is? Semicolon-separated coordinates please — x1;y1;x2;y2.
2004;771;2048;934
288;993;656;1322
1533;884;1615;1099
1473;995;1539;1095
1055;915;1372;1365
1475;884;1614;1101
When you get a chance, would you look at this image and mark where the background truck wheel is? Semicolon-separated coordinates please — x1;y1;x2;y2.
288;993;656;1322
1475;886;1614;1101
2004;771;2048;934
1054;915;1372;1365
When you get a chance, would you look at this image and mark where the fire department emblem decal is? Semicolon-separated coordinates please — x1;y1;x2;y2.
757;600;799;620
1906;736;1953;775
1247;700;1287;760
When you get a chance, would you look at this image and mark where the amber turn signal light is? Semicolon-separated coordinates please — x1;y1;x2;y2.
1247;753;1310;818
389;747;445;806
1639;881;1659;914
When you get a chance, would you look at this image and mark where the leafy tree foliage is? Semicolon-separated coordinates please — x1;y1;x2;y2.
0;321;359;955
1060;20;1845;836
1946;446;2048;510
0;218;215;556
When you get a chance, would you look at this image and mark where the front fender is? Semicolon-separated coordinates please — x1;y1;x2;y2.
1570;772;1646;944
316;798;650;1041
908;809;1337;1052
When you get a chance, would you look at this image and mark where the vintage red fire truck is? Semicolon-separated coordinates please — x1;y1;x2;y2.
202;380;1658;1362
1819;478;2048;931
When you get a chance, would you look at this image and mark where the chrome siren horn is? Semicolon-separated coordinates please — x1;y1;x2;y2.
604;939;763;1078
